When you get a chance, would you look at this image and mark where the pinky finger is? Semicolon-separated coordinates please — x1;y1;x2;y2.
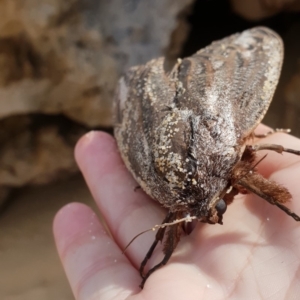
53;203;140;300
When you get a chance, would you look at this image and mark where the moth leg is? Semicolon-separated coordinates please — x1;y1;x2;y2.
254;128;291;138
236;173;300;222
139;211;174;279
140;220;181;289
247;144;300;156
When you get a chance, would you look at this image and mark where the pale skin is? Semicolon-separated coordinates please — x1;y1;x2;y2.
53;124;300;300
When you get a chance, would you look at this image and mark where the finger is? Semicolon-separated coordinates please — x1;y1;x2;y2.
75;131;165;267
53;202;140;300
253;124;300;177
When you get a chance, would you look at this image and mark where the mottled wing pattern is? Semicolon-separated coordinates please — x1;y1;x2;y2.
114;58;179;201
114;27;283;210
177;27;283;138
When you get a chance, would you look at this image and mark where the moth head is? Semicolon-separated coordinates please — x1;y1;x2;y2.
213;198;227;224
198;197;227;225
204;185;239;224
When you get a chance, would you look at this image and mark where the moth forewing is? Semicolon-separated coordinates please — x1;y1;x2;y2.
177;27;284;139
113;26;300;288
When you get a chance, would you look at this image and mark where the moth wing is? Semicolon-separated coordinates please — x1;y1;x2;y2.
177;27;283;138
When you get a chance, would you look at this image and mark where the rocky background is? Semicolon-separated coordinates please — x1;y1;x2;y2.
1;0;300;299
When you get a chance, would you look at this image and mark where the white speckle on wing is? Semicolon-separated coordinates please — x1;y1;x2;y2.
118;77;128;111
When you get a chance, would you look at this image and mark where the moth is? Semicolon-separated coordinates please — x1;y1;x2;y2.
114;27;300;288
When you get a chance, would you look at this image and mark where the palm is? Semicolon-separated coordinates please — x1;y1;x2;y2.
53;125;300;300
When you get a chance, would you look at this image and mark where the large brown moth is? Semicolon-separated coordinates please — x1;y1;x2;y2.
114;27;300;288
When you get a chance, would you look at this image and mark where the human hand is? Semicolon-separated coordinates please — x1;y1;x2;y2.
53;124;300;300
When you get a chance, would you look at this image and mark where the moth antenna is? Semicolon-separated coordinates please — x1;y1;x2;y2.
153;215;197;229
237;153;268;182
276;128;291;133
251;153;268;170
255;128;291;138
122;228;155;254
166;58;182;77
123;215;197;254
275;202;300;221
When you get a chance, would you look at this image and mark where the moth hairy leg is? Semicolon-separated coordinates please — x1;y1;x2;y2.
139;212;174;279
247;144;300;156
236;172;300;221
254;128;291;138
140;218;181;289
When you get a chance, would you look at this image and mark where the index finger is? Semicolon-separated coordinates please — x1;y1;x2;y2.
75;131;166;267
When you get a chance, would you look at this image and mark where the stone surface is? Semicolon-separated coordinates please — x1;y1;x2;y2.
284;65;300;136
271;23;300;137
0;0;195;127
0;115;85;188
0;186;11;207
285;68;300;109
0;0;194;195
230;0;300;20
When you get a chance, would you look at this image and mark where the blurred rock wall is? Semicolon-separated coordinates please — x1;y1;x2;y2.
0;0;195;201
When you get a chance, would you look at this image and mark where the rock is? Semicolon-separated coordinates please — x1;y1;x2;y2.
284;67;300;136
0;0;194;195
0;186;11;208
230;0;300;21
0;0;195;127
0;115;85;188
